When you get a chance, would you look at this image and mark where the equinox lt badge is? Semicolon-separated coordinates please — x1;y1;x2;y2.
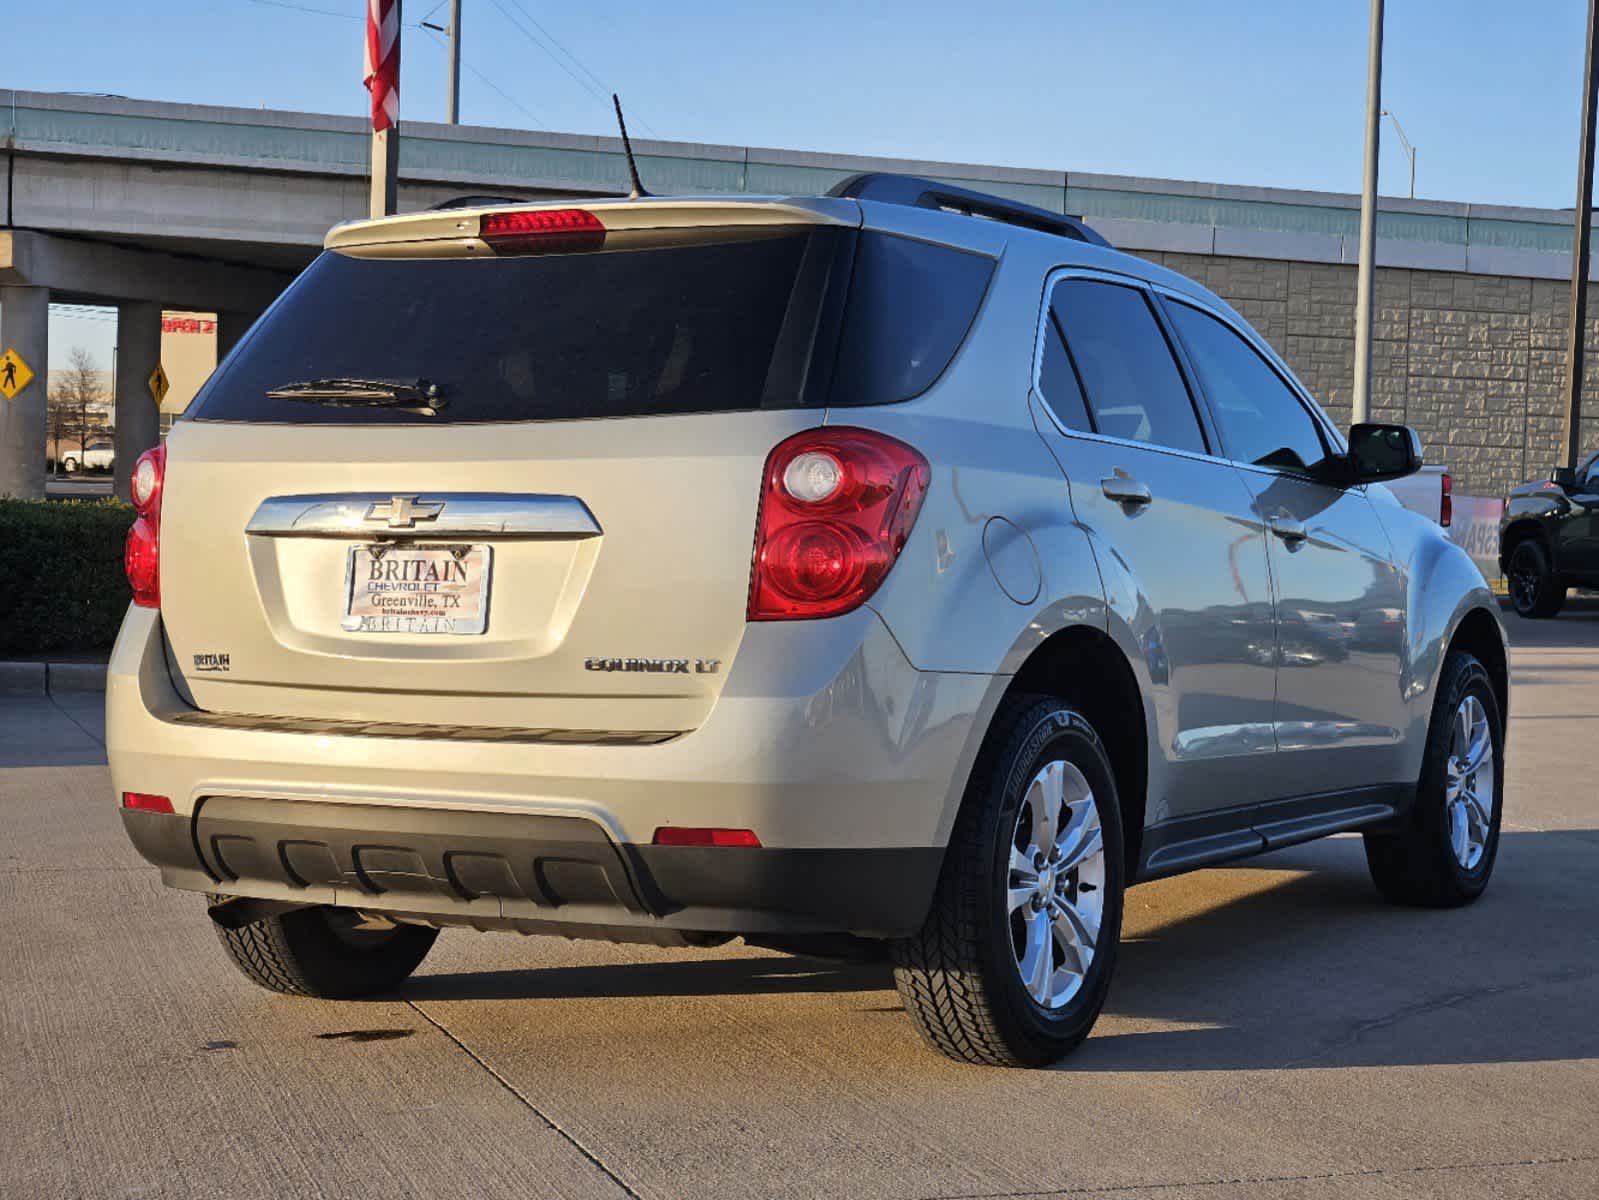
585;657;720;674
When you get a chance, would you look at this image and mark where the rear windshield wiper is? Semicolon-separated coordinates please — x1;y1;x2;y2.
265;377;446;414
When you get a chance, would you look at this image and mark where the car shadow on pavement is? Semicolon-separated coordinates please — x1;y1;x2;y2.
1069;828;1599;1072
401;953;893;1002
400;829;1599;1073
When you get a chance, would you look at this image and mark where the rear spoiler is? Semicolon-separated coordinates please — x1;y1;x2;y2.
325;197;860;258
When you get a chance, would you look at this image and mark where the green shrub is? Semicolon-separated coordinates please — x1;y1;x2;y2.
0;498;132;656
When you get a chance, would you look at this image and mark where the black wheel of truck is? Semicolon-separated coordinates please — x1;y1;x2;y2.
1508;539;1565;619
892;695;1125;1067
214;903;437;999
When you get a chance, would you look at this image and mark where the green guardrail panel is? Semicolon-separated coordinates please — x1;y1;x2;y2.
14;105;367;169
1464;216;1590;255
401;139;744;193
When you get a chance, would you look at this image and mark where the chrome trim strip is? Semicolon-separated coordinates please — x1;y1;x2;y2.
246;492;602;540
168;709;680;746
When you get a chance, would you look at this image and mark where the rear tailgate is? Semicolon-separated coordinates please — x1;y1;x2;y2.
159;198;857;734
160;413;813;733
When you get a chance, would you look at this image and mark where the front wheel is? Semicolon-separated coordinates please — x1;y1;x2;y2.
1507;539;1565;618
1364;651;1504;907
893;696;1125;1067
214;903;438;998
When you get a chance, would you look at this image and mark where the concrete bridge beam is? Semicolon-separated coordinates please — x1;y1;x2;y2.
0;286;49;499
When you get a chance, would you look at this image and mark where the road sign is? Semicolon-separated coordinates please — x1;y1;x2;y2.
0;348;35;401
148;363;170;407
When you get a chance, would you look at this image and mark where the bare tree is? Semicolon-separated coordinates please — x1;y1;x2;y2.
47;347;109;472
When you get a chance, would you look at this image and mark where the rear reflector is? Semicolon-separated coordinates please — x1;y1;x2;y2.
1440;471;1453;528
652;826;762;848
480;208;605;254
122;792;174;814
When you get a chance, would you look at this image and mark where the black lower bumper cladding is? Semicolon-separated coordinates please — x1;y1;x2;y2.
121;797;942;940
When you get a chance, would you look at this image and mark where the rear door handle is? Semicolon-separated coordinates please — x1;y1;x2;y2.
1101;475;1152;506
1267;514;1308;544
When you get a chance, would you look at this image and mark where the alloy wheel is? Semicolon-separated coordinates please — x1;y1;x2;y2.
1445;693;1495;870
1007;759;1106;1009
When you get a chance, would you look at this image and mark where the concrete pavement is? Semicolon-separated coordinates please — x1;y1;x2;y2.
3;617;1598;1199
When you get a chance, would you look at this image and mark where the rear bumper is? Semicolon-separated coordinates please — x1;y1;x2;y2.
121;800;942;939
108;604;1000;938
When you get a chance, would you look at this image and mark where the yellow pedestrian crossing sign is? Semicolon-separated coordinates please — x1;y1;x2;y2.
0;348;34;401
148;363;170;407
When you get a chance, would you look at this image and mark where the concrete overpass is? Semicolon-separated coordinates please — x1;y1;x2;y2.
4;88;1597;498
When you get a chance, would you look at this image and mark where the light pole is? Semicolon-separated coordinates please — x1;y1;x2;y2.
421;0;462;124
1352;0;1384;427
1561;0;1599;484
1381;109;1416;199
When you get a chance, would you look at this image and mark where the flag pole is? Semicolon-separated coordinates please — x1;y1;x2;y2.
371;127;398;220
364;0;402;218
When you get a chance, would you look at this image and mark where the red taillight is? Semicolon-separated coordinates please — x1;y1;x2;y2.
748;427;930;621
121;792;174;814
124;444;165;608
479;208;605;254
1440;471;1453;528
652;827;762;848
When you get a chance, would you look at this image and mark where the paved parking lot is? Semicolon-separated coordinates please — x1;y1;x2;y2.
4;609;1598;1200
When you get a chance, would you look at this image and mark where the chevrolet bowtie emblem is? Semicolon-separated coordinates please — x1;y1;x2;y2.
366;495;444;528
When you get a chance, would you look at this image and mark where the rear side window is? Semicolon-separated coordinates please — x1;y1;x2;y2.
827;234;995;407
1165;301;1331;474
191;227;993;425
1050;279;1207;455
1036;314;1092;432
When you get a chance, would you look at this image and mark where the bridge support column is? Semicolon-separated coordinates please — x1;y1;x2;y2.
216;310;257;364
113;302;162;502
0;285;49;499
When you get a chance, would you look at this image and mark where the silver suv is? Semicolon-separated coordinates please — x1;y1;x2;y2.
109;174;1508;1067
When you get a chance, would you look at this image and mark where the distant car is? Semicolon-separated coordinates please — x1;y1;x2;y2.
1500;452;1599;618
60;442;114;473
109;177;1508;1069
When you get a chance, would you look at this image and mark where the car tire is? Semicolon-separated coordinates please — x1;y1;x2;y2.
63;458;79;474
892;695;1125;1067
213;903;438;999
1507;539;1565;618
1364;651;1504;908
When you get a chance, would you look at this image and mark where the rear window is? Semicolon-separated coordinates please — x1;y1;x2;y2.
192;227;994;425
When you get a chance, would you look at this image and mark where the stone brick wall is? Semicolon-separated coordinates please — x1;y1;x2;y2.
1135;252;1599;497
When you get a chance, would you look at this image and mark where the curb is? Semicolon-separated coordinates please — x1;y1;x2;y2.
0;662;108;695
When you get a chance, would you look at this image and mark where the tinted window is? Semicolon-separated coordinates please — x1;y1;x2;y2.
196;236;825;424
828;234;995;407
1167;302;1331;474
194;229;991;424
1051;280;1206;454
1036;314;1092;432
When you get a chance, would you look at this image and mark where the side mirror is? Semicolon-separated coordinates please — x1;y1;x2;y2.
1347;423;1423;483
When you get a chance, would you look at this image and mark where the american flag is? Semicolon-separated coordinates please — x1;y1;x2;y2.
363;0;401;132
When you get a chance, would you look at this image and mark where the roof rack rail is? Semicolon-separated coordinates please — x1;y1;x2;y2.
827;173;1110;248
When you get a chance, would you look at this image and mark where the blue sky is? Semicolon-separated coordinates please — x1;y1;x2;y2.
13;0;1593;367
12;0;1590;206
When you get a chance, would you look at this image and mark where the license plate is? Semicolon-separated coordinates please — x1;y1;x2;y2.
342;544;492;635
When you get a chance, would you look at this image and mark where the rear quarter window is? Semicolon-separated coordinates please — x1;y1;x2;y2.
827;234;995;407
